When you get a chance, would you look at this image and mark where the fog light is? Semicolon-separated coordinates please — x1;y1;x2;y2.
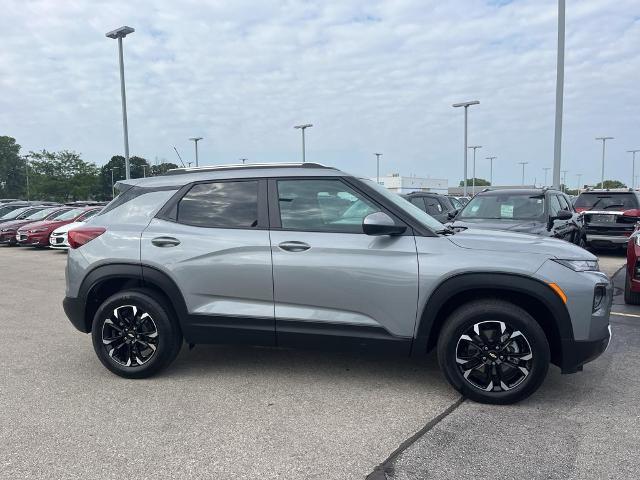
593;285;606;312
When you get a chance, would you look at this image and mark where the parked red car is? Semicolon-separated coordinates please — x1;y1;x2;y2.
0;207;69;246
15;207;89;247
625;223;640;304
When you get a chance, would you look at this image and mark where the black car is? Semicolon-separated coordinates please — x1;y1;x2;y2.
448;188;586;246
574;189;640;248
402;192;458;224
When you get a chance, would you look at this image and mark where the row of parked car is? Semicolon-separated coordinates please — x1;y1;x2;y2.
0;199;106;249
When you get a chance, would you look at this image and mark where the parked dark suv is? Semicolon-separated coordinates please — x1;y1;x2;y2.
62;163;611;404
449;188;587;247
402;192;458;224
574;189;640;248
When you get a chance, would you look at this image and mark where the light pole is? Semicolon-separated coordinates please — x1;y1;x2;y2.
189;137;203;167
110;167;119;199
561;170;568;192
486;156;496;186
595;137;614;187
552;0;566;189
294;124;313;163
142;165;147;178
518;162;529;185
576;173;583;193
24;156;30;201
628;150;640;189
542;167;551;187
240;158;247;164
374;153;382;184
106;26;135;180
452;100;480;196
468;146;482;195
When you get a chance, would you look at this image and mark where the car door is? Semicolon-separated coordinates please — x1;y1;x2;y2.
557;194;581;242
140;178;275;345
268;177;419;353
548;193;572;241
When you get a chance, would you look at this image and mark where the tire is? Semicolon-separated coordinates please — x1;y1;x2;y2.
437;299;550;405
91;288;182;379
624;272;640;305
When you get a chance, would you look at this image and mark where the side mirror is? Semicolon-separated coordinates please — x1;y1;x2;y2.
363;212;406;236
556;210;573;220
447;209;459;220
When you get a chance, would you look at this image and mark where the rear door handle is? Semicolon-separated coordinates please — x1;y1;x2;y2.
151;236;181;247
278;241;310;252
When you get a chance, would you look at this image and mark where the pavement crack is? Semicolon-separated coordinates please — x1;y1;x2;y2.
365;396;465;480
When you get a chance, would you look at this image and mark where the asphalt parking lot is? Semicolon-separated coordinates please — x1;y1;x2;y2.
1;247;638;479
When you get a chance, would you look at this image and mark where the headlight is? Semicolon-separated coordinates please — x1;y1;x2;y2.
553;259;599;272
1;228;14;232
29;228;46;233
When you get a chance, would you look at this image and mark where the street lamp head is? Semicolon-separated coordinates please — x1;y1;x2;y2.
595;136;614;141
294;124;313;129
468;145;482;149
106;26;135;39
627;150;640;153
374;153;382;157
452;100;480;108
189;137;203;142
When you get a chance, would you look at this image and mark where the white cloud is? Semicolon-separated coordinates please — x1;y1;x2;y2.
0;0;638;187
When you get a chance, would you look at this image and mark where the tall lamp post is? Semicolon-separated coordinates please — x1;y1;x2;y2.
561;170;568;192
542;167;551;187
468;145;482;195
294;124;313;163
374;153;382;184
24;156;30;201
518;162;529;185
486;156;496;186
189;137;203;167
595;137;614;187
552;0;566;189
576;173;583;193
106;26;135;180
452;100;480;196
628;150;640;189
110;167;119;199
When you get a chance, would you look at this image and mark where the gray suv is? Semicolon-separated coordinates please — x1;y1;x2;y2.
63;163;612;404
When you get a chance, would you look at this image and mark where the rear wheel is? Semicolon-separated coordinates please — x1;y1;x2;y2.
624;272;640;305
437;299;550;404
91;289;182;378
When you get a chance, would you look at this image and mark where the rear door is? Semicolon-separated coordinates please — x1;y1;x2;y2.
140;178;275;345
268;177;419;353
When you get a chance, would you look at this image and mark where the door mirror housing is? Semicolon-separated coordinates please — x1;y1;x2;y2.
555;209;573;220
447;209;459;220
363;212;406;236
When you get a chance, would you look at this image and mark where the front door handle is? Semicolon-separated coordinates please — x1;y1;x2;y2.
278;241;310;252
151;236;181;247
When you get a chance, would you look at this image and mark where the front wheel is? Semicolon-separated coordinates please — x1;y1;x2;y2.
91;289;182;378
624;272;640;305
437;299;550;404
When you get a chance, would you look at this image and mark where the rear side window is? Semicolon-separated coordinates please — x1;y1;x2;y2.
409;197;426;211
574;193;639;210
177;181;259;228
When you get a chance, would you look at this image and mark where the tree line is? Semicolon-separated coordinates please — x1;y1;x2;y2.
0;135;178;201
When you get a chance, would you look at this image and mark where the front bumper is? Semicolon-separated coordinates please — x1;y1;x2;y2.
49;234;70;249
16;232;49;246
63;296;89;333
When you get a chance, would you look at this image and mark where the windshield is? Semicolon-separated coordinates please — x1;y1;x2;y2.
52;208;83;221
459;193;545;220
574;193;638;210
27;207;58;220
361;179;445;232
0;205;23;217
1;206;31;219
76;209;101;222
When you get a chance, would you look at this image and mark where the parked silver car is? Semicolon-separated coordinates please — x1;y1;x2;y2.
63;163;611;404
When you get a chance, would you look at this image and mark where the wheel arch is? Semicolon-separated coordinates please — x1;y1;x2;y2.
413;273;574;369
79;263;189;334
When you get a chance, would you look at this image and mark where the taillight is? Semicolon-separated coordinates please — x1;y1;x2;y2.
68;226;106;249
623;209;640;217
575;207;587;213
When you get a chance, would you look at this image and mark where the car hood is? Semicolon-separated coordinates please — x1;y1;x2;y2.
450;218;546;234
0;218;38;230
447;228;596;260
17;219;69;232
52;221;85;234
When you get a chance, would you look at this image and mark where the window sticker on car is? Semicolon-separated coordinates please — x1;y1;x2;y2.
501;204;514;218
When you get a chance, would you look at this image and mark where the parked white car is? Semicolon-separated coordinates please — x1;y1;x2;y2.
49;208;101;250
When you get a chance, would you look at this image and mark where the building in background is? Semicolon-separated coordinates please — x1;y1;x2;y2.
373;173;448;194
448;184;536;196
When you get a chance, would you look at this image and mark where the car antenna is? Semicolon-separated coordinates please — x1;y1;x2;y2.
172;146;186;168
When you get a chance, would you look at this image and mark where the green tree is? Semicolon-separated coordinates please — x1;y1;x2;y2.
594;180;626;189
27;150;100;201
151;162;179;176
0;136;27;198
459;177;491;187
98;155;151;199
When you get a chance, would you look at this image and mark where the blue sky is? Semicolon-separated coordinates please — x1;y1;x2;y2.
1;0;639;187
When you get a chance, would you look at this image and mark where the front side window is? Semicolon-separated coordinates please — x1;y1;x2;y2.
277;179;379;233
549;195;562;216
177;181;259;228
54;208;84;221
424;197;443;215
409;197;426;211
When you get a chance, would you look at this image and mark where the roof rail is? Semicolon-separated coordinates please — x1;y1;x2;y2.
165;162;335;175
